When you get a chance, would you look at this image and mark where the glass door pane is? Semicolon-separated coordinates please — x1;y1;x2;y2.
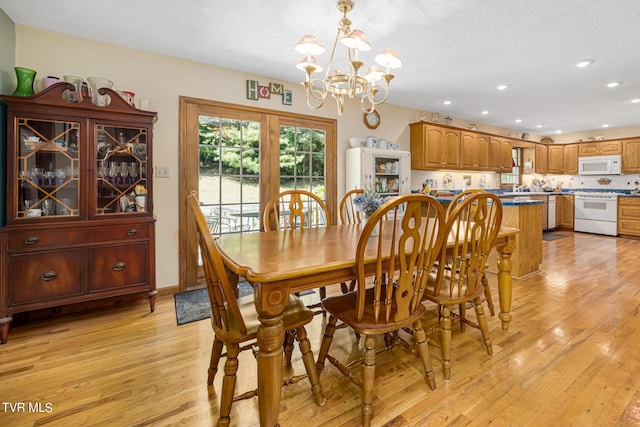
198;115;261;235
279;125;326;200
95;124;149;215
17;117;80;219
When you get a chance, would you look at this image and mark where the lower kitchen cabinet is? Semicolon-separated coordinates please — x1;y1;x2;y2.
556;194;575;229
618;197;640;237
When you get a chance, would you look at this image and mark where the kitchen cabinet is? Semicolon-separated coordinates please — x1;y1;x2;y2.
409;122;460;170
530;195;548;230
499;139;513;173
547;145;564;174
618;197;640;237
556;194;575;229
563;144;579;174
578;140;622;157
0;83;157;344
488;137;501;170
535;144;548;174
460;131;489;169
621;139;640;173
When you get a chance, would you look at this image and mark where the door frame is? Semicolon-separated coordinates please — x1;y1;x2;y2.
178;96;337;291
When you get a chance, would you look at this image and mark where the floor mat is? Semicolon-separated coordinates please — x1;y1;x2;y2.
542;233;567;241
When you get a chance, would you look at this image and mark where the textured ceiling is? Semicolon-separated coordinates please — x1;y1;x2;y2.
1;0;639;135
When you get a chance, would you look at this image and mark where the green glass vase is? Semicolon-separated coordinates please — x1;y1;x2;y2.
12;67;37;96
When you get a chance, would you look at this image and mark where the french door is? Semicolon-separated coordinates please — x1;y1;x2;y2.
179;97;337;290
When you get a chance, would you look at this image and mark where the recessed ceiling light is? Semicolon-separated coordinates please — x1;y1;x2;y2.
481;110;489;115
632;98;640;103
602;124;609;128
496;84;510;91
575;59;594;68
607;81;622;88
536;125;543;128
443;100;452;105
514;119;522;123
555;130;563;134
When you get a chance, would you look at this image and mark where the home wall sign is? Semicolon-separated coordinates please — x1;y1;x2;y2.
246;80;292;105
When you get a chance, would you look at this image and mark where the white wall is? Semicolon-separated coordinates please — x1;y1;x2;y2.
13;26;424;289
13;26;640;288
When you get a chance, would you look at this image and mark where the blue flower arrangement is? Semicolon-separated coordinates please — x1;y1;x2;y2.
353;184;386;217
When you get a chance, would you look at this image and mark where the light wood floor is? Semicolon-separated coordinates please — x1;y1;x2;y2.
2;231;640;426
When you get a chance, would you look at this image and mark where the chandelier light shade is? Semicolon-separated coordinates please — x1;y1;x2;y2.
295;0;402;115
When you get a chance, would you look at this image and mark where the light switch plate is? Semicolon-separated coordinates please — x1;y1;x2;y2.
156;166;170;178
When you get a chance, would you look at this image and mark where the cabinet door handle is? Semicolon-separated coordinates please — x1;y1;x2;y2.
24;236;39;245
41;271;57;281
113;262;126;271
126;229;137;236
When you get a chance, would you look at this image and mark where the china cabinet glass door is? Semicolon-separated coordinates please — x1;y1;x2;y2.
95;124;148;215
17;117;80;219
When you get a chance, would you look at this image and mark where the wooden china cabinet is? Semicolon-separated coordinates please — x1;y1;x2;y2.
0;83;157;344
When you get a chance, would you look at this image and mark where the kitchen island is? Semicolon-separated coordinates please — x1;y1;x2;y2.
486;198;543;279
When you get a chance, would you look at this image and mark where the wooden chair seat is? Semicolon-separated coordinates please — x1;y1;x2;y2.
321;288;428;335
214;293;314;344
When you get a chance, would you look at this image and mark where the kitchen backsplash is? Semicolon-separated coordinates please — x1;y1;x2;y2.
412;169;640;192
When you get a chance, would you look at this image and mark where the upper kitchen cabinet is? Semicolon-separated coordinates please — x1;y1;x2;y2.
500;139;513;173
563;144;579;174
410;122;460;170
460;131;489;170
535;144;548;174
487;137;514;173
547;144;564;174
578;140;622;157
622;138;640;173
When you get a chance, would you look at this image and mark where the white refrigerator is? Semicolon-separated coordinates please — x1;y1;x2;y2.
345;147;411;196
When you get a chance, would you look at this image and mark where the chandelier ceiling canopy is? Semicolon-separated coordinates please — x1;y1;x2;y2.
294;0;402;116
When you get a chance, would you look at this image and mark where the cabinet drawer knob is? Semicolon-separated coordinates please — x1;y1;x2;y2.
41;271;57;281
127;229;137;236
113;262;127;271
24;236;39;245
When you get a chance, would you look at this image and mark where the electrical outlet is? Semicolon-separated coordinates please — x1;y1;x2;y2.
156;166;170;178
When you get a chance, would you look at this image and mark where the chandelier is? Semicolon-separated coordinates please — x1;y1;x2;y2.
294;0;402;115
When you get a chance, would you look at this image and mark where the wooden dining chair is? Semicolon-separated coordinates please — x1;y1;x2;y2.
316;194;446;427
263;189;329;232
186;192;324;426
422;191;502;381
263;189;330;316
338;189;364;294
339;188;364;226
445;189;497;318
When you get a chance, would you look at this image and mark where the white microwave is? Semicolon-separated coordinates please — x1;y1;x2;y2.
578;155;622;175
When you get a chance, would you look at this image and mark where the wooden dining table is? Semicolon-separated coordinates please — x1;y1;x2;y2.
215;222;519;427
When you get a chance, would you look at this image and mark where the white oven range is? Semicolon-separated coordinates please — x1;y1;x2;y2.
574;192;620;236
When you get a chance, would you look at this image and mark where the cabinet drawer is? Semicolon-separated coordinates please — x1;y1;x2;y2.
89;224;149;242
619;197;640;207
88;243;148;292
619;204;640;219
618;219;640;236
7;229;89;251
8;249;84;307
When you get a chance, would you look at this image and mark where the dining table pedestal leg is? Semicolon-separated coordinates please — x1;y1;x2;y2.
255;283;287;427
496;236;515;331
